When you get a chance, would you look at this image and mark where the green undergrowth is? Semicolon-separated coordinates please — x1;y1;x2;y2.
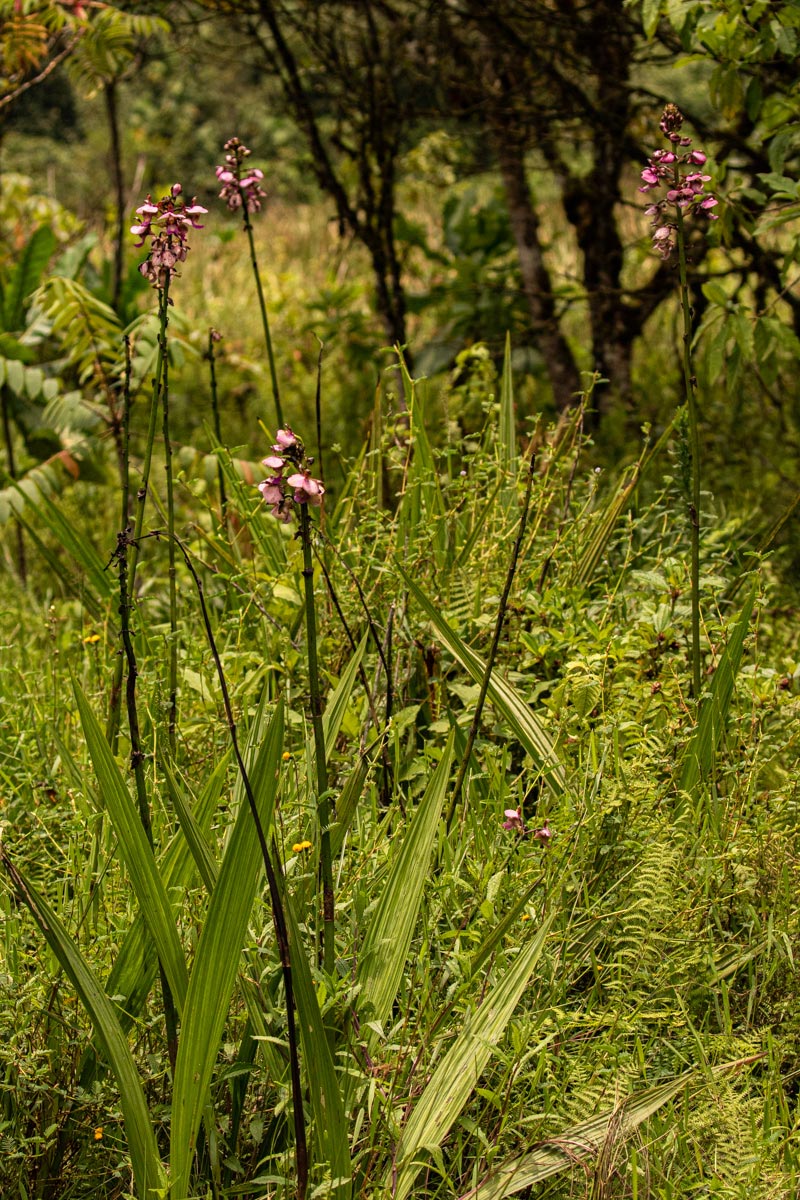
0;354;799;1200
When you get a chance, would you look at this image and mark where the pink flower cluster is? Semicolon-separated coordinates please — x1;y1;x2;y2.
639;104;718;260
131;184;207;290
257;427;325;523
216;137;267;215
502;808;552;842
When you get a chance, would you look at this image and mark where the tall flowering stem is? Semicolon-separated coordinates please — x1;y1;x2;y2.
217;138;284;429
256;430;333;971
640;105;718;699
128;278;169;604
161;315;178;752
129;184;207;745
676;206;703;702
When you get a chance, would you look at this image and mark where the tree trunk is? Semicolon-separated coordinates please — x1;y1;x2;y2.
492;126;582;411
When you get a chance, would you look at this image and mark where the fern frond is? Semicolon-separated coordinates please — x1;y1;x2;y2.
65;8;168;91
34;276;123;399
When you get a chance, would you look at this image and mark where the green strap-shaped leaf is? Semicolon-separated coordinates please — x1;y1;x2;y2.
170;701;284;1200
162;759;219;894
322;632;368;758
399;568;566;797
76;755;232;1092
457;1056;758;1199
390;914;553;1200
3;225;56;331
330;752;372;859
678;582;757;793
284;889;352;1199
396;357;449;570
2;853;165;1199
357;731;455;1026
73;681;188;1012
571;422;674;588
20;485;114;601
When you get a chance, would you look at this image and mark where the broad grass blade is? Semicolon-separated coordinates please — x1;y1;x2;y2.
330;751;373;859
323;632;368;758
100;757;227;1038
169;700;284;1200
15;515;106;619
162;759;218;892
18;485;114;602
284;888;352;1199
357;731;455;1026
572;422;673;588
457;1058;757;1199
2;853;166;1200
73;680;188;1011
399;569;566;797
678;581;757;793
396;355;448;571
390;914;553;1200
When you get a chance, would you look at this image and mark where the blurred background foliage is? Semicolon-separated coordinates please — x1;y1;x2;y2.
1;0;799;564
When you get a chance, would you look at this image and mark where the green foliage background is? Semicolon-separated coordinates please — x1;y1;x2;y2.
0;2;799;1198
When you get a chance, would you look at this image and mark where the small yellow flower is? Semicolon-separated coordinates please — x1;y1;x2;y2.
83;633;101;645
282;751;292;762
94;1127;103;1141
292;840;312;853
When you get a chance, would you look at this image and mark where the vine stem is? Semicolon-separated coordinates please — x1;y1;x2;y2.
676;206;702;700
299;504;334;974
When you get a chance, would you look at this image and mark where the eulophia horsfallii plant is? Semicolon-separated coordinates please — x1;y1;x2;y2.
257;426;325;522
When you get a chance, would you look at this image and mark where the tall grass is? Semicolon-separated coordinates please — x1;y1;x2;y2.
1;328;798;1199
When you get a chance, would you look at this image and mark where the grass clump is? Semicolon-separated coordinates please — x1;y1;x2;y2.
1;345;798;1198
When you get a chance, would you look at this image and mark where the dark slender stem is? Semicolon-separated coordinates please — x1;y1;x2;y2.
445;448;537;830
161;317;178;753
314;335;325;489
243;214;283;429
207;329;228;525
676;207;702;699
159;531;308;1199
299;505;334;974
106;338;133;749
128;279;170;601
312;544;392;802
104;80;125;313
114;523;179;1074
